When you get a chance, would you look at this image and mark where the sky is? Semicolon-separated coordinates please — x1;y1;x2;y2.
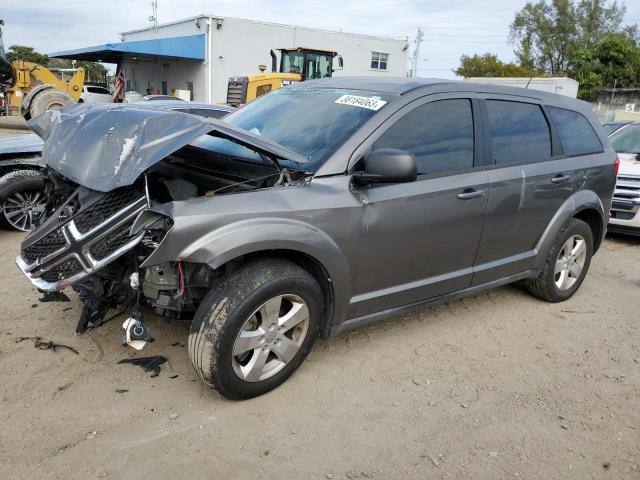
2;0;639;79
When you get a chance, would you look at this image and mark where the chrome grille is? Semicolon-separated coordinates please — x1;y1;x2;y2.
74;189;143;234
40;258;84;283
89;219;136;261
22;230;66;264
611;174;640;218
17;189;147;291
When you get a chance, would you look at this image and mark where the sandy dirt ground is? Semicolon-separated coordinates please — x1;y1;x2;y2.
0;129;639;480
0;229;638;480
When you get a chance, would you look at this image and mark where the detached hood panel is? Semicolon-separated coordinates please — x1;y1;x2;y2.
28;103;307;193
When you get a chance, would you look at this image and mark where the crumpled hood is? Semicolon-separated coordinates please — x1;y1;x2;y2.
0;132;43;155
618;152;640;176
27;103;307;192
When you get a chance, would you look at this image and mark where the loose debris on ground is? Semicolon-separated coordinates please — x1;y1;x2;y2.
16;336;79;355
117;355;167;377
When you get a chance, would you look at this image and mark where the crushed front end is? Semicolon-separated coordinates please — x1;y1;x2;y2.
15;103;307;338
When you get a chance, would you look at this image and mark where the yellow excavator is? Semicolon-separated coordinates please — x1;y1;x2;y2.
0;21;84;119
226;47;342;107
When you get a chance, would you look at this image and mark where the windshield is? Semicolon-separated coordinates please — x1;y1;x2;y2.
190;88;393;172
609;124;640;154
602;123;623;135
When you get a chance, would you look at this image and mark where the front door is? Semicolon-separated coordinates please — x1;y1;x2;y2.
348;97;489;318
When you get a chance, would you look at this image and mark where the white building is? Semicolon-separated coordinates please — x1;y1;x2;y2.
51;15;409;104
464;77;579;98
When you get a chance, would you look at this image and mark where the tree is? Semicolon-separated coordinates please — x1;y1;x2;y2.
593;33;640;87
509;0;625;75
455;53;536;78
5;45;49;65
49;58;108;84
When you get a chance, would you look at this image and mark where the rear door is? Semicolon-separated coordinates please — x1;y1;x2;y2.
348;95;490;318
472;98;575;284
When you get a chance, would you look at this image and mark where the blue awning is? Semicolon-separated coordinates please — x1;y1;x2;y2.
49;34;205;63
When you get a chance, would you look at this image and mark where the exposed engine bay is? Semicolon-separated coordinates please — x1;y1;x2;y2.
16;103;310;338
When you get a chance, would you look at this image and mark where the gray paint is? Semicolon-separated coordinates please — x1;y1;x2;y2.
20;78;617;335
28;103;304;192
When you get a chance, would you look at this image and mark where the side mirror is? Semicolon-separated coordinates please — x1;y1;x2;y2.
335;56;344;70
353;148;417;185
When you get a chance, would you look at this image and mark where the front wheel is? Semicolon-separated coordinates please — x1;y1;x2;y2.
526;218;593;302
188;258;324;399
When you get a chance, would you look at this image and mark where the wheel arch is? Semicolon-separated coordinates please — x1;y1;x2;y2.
573;207;604;253
216;249;336;339
534;189;606;269
143;217;352;336
20;84;54;119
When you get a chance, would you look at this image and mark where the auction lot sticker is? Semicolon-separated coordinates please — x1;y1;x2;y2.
335;95;387;111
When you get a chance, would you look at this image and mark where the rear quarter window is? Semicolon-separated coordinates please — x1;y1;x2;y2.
548;107;603;156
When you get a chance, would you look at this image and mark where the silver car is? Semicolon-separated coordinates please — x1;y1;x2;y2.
16;78;616;399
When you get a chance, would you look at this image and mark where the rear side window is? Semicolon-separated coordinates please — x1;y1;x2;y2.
548;107;602;155
486;100;551;164
373;99;474;175
87;86;110;94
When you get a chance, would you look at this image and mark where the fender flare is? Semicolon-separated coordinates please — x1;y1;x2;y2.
533;189;605;270
20;84;54;118
142;217;353;326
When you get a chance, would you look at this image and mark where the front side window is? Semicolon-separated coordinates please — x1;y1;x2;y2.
282;51;305;75
548;107;603;155
373;99;475;175
487;100;551;164
371;52;388;71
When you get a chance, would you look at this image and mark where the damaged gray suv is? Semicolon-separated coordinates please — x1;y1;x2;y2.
17;78;616;399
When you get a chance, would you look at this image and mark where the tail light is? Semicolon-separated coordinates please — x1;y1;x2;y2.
613;155;620;177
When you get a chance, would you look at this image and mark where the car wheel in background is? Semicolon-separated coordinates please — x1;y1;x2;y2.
0;169;47;231
188;258;323;399
526;218;593;302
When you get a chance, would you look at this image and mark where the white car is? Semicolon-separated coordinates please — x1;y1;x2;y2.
80;85;113;104
608;122;640;236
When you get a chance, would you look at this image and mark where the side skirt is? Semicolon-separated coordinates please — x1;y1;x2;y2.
329;270;537;337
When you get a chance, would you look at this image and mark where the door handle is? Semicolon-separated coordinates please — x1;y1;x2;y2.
457;188;485;200
551;174;571;184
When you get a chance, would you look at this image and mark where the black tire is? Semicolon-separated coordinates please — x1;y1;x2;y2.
29;89;74;118
0;169;46;231
189;258;324;400
526;218;593;302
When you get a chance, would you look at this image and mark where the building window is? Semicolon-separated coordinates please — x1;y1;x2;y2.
371;52;388;71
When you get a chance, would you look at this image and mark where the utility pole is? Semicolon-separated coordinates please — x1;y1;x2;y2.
412;27;423;78
149;1;158;32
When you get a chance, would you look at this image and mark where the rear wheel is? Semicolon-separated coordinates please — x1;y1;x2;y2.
0;170;47;231
188;258;323;399
526;218;593;302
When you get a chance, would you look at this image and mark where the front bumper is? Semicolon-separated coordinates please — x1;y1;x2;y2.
16;190;148;292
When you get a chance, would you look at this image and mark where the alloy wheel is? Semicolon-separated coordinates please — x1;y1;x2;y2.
232;294;310;382
554;234;587;291
2;189;47;231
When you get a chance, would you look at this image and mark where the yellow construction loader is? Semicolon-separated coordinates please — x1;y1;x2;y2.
0;21;84;119
0;59;84;119
226;47;342;107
